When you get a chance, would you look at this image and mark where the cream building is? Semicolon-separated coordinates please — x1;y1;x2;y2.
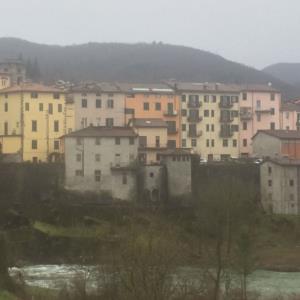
69;82;126;130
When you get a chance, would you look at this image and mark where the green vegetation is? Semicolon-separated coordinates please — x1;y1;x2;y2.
0;291;18;300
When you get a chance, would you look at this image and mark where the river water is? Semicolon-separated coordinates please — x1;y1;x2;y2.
8;265;300;299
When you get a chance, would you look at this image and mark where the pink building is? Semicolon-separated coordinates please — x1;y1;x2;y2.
239;85;281;157
280;102;300;131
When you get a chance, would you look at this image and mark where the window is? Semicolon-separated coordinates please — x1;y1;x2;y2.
212;95;217;103
115;137;121;145
32;157;38;163
206;124;210;132
76;153;82;162
211;139;215;147
270;122;275;130
191;139;197;147
167;140;176;149
155;102;161;111
95;154;101;162
25;103;30;111
155;136;160;147
129;137;135;145
290;179;294;187
285;112;289;119
257;113;261;122
95;170;101;182
107;99;114;108
182;139;186;147
223;139;228;147
32;120;37;132
95;138;101;145
54;121;59;132
204;110;209;117
76;138;82;146
48;103;53;114
268;166;272;175
4;93;8;99
242;93;247;100
122;173;127;185
75;170;83;177
4;122;8;135
211;110;215;117
243;122;247;130
204;95;209;102
181;95;186;102
4;103;8;112
32;140;38;150
231;125;239;132
53;93;60;99
82;99;87;108
143;102;149;110
182;124;186;131
256;100;261;108
54;140;59;150
95;99;102;108
211;124;214;132
166;121;176;134
39;103;43;111
243;139;247;147
268;180;272;187
271;93;275;101
181;109;187;117
58;104;62;113
106;118;114;127
31;92;38;99
270;108;275;115
233;139;237;147
206;139;209;147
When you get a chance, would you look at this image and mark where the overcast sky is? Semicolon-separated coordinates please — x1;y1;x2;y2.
1;0;299;69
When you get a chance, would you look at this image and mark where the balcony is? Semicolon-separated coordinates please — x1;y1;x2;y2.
167;128;178;135
187;101;202;108
219;102;233;109
188;130;203;138
138;144;167;150
220;116;234;123
66;94;74;104
164;110;178;117
187;116;203;123
219;130;233;138
255;108;272;114
240;108;253;120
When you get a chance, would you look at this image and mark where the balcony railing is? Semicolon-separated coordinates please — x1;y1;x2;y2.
187;102;202;108
110;162;132;169
138;144;167;149
164;110;178;117
240;112;253;120
187;116;203;123
167;128;178;134
188;130;203;138
219;130;234;138
220;116;234;123
255;108;271;114
219;102;233;109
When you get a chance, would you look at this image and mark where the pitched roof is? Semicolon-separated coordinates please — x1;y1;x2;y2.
281;102;300;112
166;81;279;93
117;82;175;94
63;126;137;138
0;83;62;94
70;82;122;93
131;118;167;128
263;157;300;166
253;130;300;140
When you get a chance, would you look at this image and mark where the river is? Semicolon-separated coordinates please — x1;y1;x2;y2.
8;265;300;299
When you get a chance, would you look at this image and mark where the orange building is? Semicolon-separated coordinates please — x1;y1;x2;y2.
117;83;181;148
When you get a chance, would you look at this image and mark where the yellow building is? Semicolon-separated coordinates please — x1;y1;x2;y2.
0;73;11;90
130;118;168;164
0;83;73;162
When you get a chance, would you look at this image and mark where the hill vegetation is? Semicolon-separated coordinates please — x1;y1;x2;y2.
0;37;299;100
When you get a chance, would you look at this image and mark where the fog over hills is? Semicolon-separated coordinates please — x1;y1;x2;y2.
263;63;300;89
0;37;299;100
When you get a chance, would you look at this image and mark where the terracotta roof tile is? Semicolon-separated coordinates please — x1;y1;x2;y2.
0;83;63;94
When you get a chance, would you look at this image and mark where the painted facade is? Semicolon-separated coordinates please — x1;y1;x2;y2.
70;82;126;130
280;102;300;130
0;83;69;162
119;83;181;149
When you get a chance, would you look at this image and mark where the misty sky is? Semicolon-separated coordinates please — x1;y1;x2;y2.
1;0;299;69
